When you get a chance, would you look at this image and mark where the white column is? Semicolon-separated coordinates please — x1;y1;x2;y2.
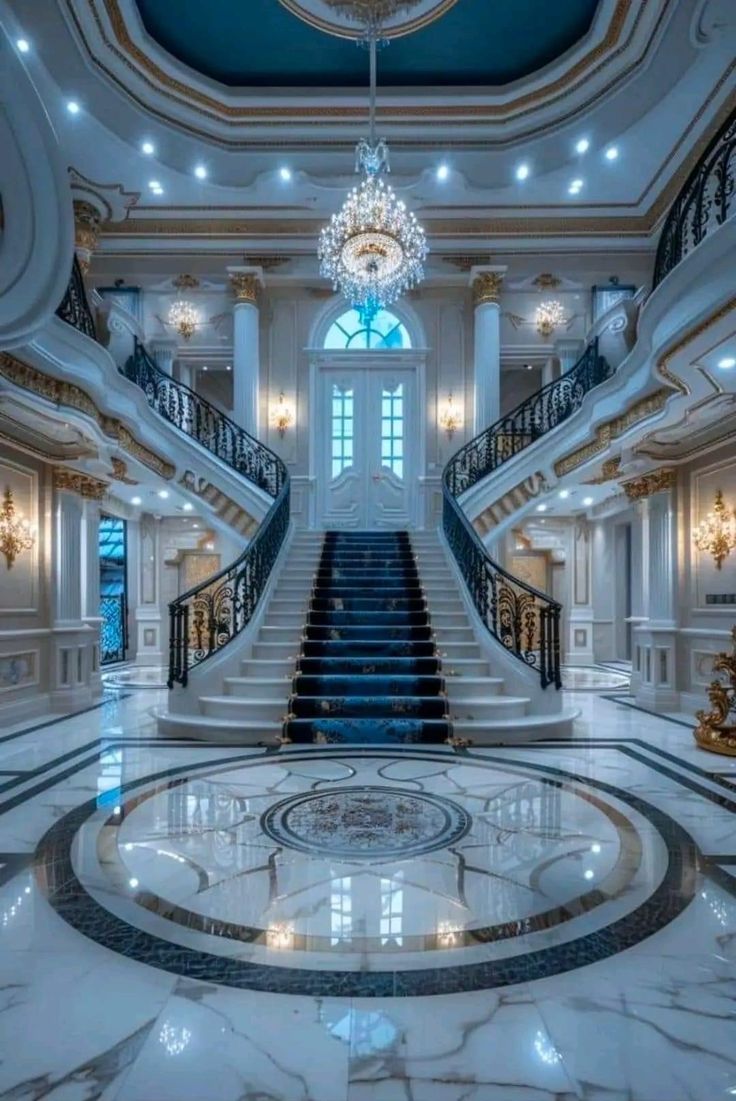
591;519;616;661
470;266;506;433
227;266;263;438
150;338;178;376
81;498;102;692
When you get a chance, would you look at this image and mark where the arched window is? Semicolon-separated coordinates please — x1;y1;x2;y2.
323;307;411;350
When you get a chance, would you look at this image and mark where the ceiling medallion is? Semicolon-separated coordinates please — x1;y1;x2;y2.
318;24;427;322
279;0;457;40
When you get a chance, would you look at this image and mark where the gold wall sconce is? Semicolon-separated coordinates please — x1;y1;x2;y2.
439;393;463;440
0;487;35;569
535;300;566;337
270;392;294;437
693;489;736;570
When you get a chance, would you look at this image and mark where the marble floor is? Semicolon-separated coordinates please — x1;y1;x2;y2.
1;684;735;1100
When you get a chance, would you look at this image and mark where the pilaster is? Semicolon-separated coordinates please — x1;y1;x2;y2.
470;265;506;434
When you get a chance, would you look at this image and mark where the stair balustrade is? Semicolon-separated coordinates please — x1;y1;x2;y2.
443;338;610;691
653;106;736;288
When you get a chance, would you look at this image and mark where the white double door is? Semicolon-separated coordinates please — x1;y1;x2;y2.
316;361;418;529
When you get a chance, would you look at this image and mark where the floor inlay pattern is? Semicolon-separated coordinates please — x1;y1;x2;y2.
32;748;699;996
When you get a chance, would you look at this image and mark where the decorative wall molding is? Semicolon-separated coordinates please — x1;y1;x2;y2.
621;467;677;500
53;466;108;500
656;295;736;395
0;354;175;479
110;457;138;484
554;389;671;477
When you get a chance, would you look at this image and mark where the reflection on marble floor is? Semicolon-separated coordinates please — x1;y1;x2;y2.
1;686;735;1099
560;663;631;691
102;664;168;689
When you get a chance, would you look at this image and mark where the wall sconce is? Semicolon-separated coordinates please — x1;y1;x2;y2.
535;300;566;337
270;391;294;437
0;488;35;569
693;489;736;570
439;393;463;440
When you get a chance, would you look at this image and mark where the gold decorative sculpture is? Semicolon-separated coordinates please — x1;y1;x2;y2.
694;627;736;756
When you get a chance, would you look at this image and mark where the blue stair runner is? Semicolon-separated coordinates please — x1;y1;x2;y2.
283;531;452;744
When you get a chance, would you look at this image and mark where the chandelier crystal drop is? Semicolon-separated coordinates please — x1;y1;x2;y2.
318;25;427;323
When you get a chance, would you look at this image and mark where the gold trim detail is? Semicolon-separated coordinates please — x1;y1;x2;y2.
230;273;259;303
53;467;109;500
472;271;503;306
110;457;138;484
694;627;736;757
73;201;102;273
278;0;459;40
533;273;562;290
0;354;175;480
656;296;736;396
554;389;671;478
621;467;676;500
586;456;623;484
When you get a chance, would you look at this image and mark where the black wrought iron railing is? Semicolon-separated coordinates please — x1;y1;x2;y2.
443;338;610;690
55;255;97;341
446;338;610;498
653;107;736;288
119;341;289;688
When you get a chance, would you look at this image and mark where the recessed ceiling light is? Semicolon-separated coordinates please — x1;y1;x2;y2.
570;178;584;189
717;356;736;369
202;365;208;372
436;163;449;181
194;164;207;180
536;503;548;512
605;146;619;161
16;38;30;53
583;496;594;507
131;496;142;506
525;363;534;371
279;166;292;181
66;100;80;115
128;878;139;889
584;870;594;880
515;162;530;181
148;180;161;190
141;141;155;155
192;523;200;529
183;502;194;512
152;189;164;197
575;138;590;154
158;489;169;499
558;489;570;499
226;364;232;371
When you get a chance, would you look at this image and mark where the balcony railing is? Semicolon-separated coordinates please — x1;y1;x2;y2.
55;255;97;341
653;107;736;288
443;339;610;690
120;341;289;687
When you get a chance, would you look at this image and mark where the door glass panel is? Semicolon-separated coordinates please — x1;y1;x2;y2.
380;382;404;480
331;384;354;479
98;514;128;665
324;308;411;350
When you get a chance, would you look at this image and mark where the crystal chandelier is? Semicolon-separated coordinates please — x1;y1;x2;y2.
0;488;35;569
693;489;736;570
318;24;427;323
168;275;200;341
535;300;566;337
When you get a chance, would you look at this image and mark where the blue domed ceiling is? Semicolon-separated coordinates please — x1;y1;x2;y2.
134;0;600;89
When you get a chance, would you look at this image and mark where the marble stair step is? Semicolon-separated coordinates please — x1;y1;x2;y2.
430;627;477;643
252;641;300;660
266;612;310;628
200;695;289;721
259;626;311;644
441;658;492;677
448;696;529;721
223;676;291;699
452;711;579;743
437;641;483;658
241;657;295;678
156;712;281;742
445;676;504;698
427;612;469;628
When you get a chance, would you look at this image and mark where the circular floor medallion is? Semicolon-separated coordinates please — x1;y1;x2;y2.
261;785;471;859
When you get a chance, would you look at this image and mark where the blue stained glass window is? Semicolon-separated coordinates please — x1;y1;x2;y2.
99;515;128;665
324;308;411;350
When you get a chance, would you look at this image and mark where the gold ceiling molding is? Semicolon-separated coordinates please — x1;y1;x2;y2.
655;296;736;396
586;456;623;483
533;273;562;290
279;0;459;40
0;354;175;480
621;467;676;500
53;466;109;500
554;389;671;478
110;456;138;484
440;254;492;271
72;0;642;128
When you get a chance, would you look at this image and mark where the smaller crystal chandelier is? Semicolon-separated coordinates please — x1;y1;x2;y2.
318;21;427;323
438;393;463;440
535;300;566;337
0;488;35;569
270;392;294;437
693;489;736;570
168;275;200;341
